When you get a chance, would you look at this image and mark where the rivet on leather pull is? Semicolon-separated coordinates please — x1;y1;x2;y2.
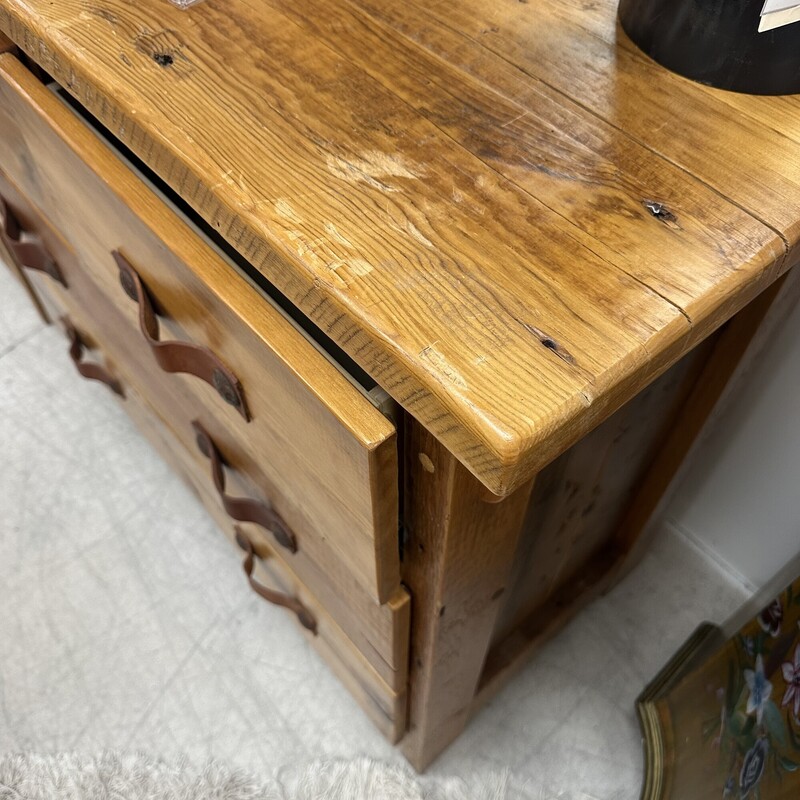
119;265;138;301
212;367;242;409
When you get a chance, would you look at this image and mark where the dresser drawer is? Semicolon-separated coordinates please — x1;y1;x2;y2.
0;52;402;607
0;48;410;687
3;167;408;690
4;260;406;740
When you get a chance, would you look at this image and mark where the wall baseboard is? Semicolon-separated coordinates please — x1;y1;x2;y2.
662;517;758;595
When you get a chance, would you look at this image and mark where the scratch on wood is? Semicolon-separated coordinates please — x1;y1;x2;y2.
324;222;355;249
327;258;374;283
327;263;352;288
419;344;468;389
287;228;373;286
286;231;326;263
327;150;425;192
348;259;374;277
275;198;304;224
406;221;434;248
387;217;434;248
500;110;530;128
210;168;233;191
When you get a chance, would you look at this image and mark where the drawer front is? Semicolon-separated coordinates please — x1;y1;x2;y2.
0;53;401;607
0;123;408;692
5;262;406;740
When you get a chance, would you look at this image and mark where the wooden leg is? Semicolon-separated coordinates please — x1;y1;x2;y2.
400;420;535;771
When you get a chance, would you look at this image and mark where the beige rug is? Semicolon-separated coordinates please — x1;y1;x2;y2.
0;753;540;800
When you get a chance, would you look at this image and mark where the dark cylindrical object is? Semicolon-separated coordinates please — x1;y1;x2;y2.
619;0;800;95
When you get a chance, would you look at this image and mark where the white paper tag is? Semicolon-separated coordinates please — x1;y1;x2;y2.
760;0;800;31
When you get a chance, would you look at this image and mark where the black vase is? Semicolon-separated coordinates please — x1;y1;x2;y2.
618;0;800;95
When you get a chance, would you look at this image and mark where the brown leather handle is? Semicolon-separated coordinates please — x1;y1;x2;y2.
64;319;125;397
0;196;67;287
234;526;317;634
113;250;249;420
192;420;298;553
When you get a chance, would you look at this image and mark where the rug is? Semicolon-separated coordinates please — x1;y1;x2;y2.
0;753;543;799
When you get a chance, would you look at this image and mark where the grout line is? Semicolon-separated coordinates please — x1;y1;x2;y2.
663;516;758;596
0;323;47;362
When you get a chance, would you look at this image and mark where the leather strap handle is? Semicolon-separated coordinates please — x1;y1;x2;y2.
234;525;317;636
113;250;249;420
0;196;67;287
192;420;297;553
64;319;125;397
234;527;317;634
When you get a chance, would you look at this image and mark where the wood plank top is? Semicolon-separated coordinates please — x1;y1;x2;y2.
0;0;795;495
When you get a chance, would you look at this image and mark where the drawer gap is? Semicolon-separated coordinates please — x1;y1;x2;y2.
48;81;390;414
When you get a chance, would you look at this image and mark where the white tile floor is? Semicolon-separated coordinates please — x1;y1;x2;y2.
0;264;751;798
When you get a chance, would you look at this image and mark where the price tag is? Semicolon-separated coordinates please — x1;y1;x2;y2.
760;0;800;32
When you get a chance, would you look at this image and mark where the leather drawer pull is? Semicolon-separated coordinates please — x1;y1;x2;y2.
0;196;67;286
112;250;249;420
64;319;125;397
234;526;317;634
192;420;298;553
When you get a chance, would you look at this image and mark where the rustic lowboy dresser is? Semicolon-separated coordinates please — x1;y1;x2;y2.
1;0;799;770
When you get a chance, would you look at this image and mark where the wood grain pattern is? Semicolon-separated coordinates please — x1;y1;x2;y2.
267;0;785;349
390;0;800;260
400;420;535;769
0;0;787;494
0;54;402;607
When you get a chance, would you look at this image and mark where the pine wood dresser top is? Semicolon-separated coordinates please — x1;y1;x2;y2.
1;0;798;495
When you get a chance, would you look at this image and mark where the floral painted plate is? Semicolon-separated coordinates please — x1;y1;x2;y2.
639;566;800;800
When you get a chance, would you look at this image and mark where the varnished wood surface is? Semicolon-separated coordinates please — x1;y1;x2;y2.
0;0;791;495
0;53;403;608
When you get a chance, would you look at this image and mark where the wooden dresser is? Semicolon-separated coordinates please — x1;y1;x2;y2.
1;0;798;771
